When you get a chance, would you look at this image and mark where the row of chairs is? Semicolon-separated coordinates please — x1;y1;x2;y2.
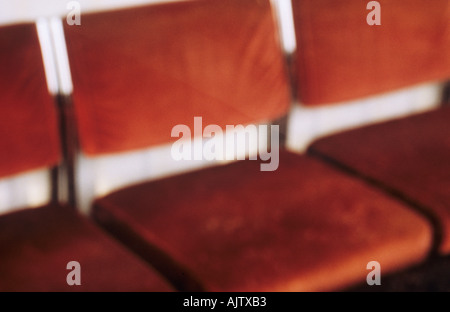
0;0;449;291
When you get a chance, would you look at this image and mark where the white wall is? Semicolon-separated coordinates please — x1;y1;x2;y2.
0;0;183;26
286;82;444;153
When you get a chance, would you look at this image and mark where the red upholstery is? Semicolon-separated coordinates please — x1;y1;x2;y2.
309;106;450;254
0;24;60;178
63;0;437;290
93;150;432;291
64;0;290;155
0;205;172;291
0;23;172;292
292;0;450;105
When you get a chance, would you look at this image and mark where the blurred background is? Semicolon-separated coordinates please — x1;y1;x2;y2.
0;0;445;215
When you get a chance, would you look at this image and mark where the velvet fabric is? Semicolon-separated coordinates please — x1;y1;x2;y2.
0;24;60;178
291;0;450;105
64;0;290;155
0;205;172;291
310;107;450;254
93;150;432;291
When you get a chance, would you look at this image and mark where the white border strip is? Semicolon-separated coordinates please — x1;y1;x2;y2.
49;17;73;95
36;19;59;95
271;0;296;54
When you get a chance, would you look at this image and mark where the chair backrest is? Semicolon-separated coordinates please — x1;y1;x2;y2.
63;0;290;156
0;23;60;179
292;0;450;105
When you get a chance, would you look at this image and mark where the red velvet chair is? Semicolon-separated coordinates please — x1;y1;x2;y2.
291;0;450;105
309;106;450;253
289;0;450;254
64;0;433;291
0;23;172;292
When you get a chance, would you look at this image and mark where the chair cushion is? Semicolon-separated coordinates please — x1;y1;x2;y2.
0;205;172;291
292;0;450;105
309;106;450;254
64;0;290;155
0;24;60;178
93;150;432;291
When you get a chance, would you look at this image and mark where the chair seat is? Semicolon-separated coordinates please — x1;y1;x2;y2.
0;205;172;291
92;150;432;291
309;106;450;254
